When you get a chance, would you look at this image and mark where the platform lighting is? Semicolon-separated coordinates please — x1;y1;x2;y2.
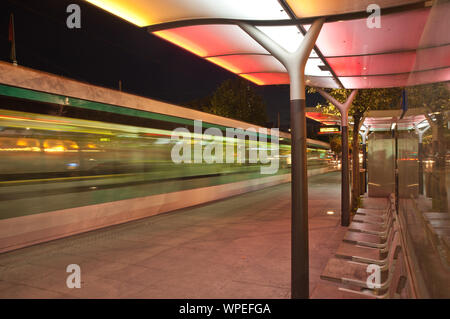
256;26;304;53
85;0;290;27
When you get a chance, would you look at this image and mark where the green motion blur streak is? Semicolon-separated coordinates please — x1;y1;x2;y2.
0;110;333;219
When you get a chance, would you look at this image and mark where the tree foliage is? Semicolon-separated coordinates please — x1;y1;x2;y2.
329;135;342;155
406;82;450;114
186;78;268;126
307;87;403;118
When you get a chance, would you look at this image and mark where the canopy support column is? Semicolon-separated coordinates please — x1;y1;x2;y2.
359;125;370;194
317;89;358;226
414;123;430;195
239;18;324;299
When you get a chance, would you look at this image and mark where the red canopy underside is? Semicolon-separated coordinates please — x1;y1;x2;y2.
153;3;450;88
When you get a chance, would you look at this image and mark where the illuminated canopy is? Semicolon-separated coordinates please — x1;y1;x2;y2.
362;109;429;131
85;0;450;89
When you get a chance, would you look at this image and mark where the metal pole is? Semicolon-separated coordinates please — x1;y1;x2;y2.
239;18;324;299
414;124;429;196
359;126;369;194
362;143;367;193
317;90;357;227
287;20;325;300
394;128;399;213
341;125;350;226
290;97;308;298
418;141;423;195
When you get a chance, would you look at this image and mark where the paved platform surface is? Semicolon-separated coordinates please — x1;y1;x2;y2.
0;171;345;298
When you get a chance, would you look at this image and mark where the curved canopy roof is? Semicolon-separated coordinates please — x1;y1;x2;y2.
85;0;450;89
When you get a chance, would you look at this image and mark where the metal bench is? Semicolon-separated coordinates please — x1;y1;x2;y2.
321;229;401;297
337;242;407;299
341;200;396;252
336;224;396;265
423;212;450;221
360;197;390;210
432;228;450;236
356;208;389;219
348;213;393;237
425;218;450;268
429;220;450;228
343;231;385;248
348;198;395;238
353;213;385;225
319;194;407;298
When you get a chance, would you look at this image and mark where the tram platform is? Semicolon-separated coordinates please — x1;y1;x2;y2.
0;171;345;298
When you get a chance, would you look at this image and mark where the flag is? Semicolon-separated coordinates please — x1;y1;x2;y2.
8;14;14;42
9;13;17;64
401;88;408;113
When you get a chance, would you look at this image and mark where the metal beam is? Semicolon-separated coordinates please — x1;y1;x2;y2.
317;89;358;226
239;18;324;299
277;0;344;89
145;1;429;32
359;125;370;194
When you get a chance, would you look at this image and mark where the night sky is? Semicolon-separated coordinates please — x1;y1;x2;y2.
0;0;326;131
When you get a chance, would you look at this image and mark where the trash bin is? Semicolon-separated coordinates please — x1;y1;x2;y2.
359;169;366;195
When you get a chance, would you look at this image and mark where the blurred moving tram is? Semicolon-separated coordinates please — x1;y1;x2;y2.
0;68;335;252
0;108;333;184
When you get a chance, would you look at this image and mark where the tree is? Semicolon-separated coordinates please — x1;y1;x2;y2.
406;82;449;212
186;78;268;126
309;87;402;211
329;135;342;156
185;95;213;113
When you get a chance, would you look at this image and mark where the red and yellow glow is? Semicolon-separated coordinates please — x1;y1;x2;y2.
326;52;416;77
305;112;340;124
85;1;448;89
153;30;208;57
206;57;243;74
207;55;285;75
240;73;289;86
240;74;266;85
286;0;421;18
154;24;268;58
85;0;153;27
